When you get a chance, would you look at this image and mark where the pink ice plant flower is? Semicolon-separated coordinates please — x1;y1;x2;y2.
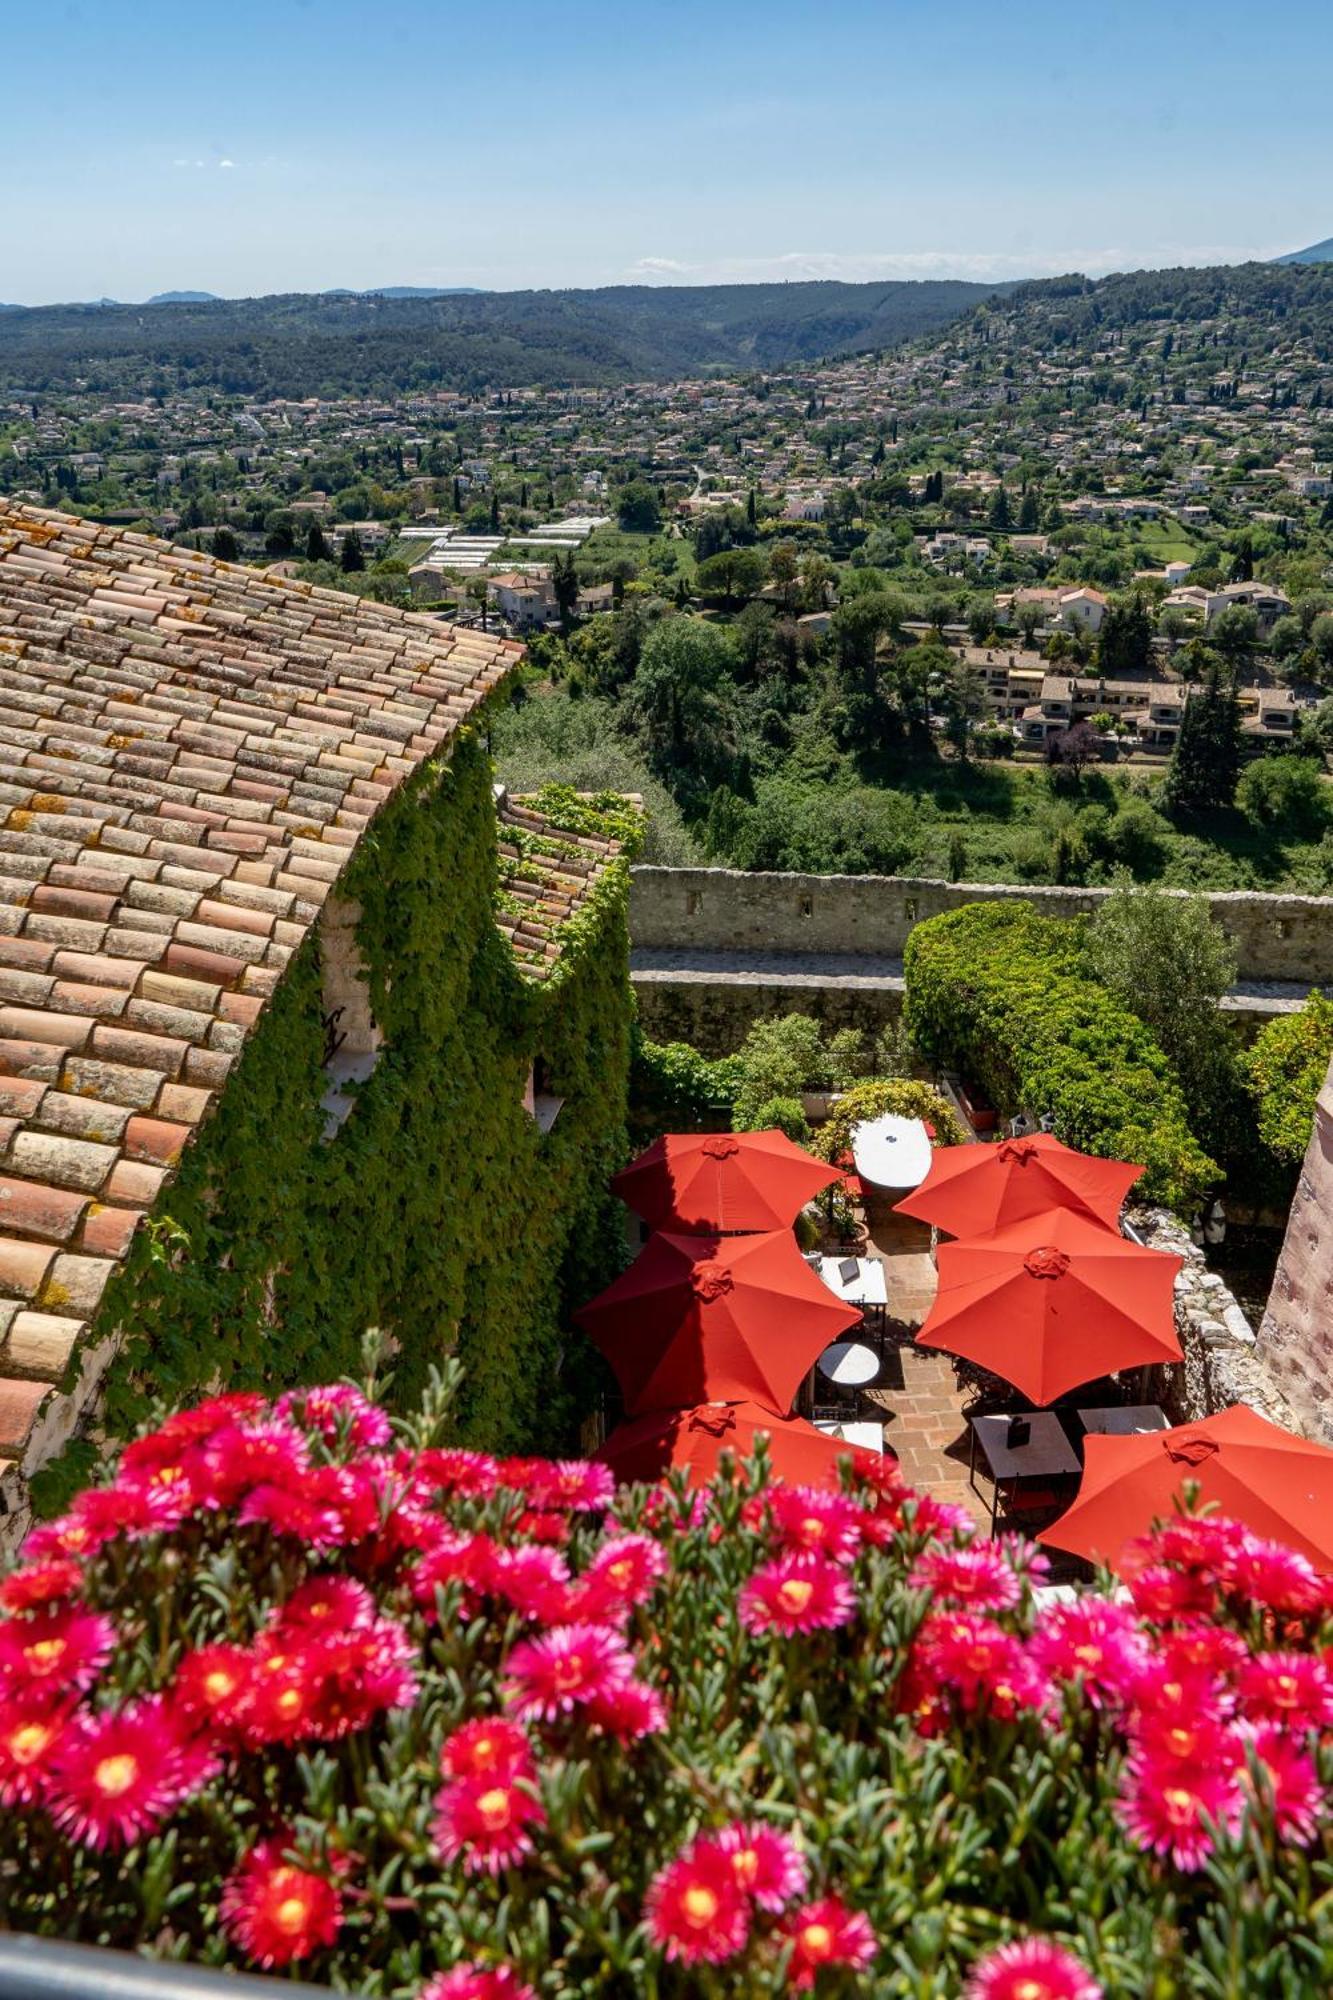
764;1486;868;1564
739;1555;855;1636
1244;1727;1324;1845
1117;1747;1244;1872
418;1970;536;2000
48;1695;217;1849
1028;1599;1148;1710
1235;1651;1333;1731
910;1541;1023;1613
964;1936;1104;2000
503;1624;636;1720
778;1894;877;1990
714;1820;809;1911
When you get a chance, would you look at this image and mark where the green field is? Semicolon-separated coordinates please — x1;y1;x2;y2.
578;523;697;584
1135;519;1203;566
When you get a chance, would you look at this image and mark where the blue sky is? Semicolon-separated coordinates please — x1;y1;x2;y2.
2;0;1329;302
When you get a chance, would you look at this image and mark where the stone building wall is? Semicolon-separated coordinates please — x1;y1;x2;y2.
630;869;1333;985
1256;1058;1333;1445
1130;1207;1301;1434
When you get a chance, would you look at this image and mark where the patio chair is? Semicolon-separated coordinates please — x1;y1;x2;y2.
954;1359;1012;1421
993;1474;1078;1536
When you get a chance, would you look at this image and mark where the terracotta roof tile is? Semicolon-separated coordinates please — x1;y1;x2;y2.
80;1203;144;1261
0;504;522;1458
5;1310;83;1377
8;1131;118;1194
0;1379;48;1451
0;1240;57;1300
493;796;630;983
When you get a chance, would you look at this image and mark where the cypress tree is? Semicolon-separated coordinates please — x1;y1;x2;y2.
1163;663;1241;815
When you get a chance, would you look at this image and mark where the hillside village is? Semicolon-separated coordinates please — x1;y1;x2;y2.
4;259;1333;1998
5;267;1333;726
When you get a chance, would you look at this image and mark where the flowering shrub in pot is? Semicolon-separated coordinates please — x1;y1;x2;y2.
0;1353;1329;1998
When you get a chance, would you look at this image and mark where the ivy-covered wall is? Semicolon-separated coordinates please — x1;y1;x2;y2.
45;730;633;1497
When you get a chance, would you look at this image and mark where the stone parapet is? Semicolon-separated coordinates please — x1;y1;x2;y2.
630;868;1333;986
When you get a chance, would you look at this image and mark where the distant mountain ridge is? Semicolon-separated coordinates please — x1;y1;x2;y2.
3;283;485;311
0;278;1013;398
1276;238;1333;265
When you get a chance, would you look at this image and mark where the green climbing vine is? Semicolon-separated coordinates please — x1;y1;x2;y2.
50;732;634;1504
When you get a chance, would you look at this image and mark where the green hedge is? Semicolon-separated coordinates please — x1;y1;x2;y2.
903;901;1217;1214
1242;990;1333;1166
813;1078;966;1161
629;1032;744;1137
40;732;634;1509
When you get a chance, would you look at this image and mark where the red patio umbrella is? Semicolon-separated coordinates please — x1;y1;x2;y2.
916;1205;1182;1406
895;1133;1142;1239
1040;1404;1333;1574
612;1130;838;1234
575;1229;860;1417
597;1400;882;1490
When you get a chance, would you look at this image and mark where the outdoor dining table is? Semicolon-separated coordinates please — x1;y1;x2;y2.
813;1417;885;1455
816;1340;880;1387
816;1254;888;1330
970;1411;1081;1529
1076;1404;1170;1436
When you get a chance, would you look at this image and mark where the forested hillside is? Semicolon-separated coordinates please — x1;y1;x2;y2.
0;279;1006;399
967;261;1333;364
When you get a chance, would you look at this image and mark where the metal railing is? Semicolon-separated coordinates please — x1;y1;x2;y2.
0;1936;329;1999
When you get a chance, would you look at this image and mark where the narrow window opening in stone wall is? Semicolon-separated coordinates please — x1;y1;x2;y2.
318;896;384;1139
799;895;814;918
524;1056;565;1135
686;891;702;917
904;898;918;922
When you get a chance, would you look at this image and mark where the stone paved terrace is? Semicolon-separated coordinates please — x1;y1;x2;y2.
633;948;905;989
628;944;1304;1016
853;1193;989;1532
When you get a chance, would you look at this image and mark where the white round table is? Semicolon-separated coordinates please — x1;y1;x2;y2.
816;1340;880;1387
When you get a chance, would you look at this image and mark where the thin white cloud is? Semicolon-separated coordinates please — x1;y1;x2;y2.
218;159;235;170
625;243;1285;284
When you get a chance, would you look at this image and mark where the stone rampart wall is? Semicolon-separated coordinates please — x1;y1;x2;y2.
630;869;1333;985
632;974;903;1052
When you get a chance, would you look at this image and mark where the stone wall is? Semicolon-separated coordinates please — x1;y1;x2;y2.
632;969;903;1052
1256;1058;1333;1446
630;868;1333;985
1130;1208;1301;1434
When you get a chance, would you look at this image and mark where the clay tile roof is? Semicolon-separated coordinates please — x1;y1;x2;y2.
493;795;629;982
0;504;523;1471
